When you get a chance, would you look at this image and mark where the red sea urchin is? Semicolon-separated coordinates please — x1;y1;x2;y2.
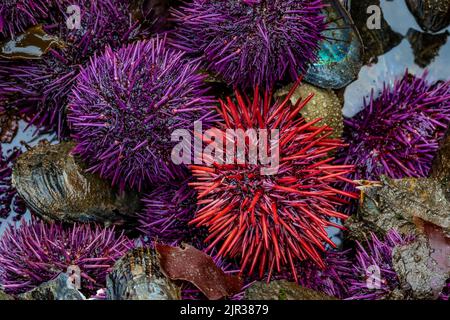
170;0;326;87
340;71;450;181
68;37;216;190
188;80;357;281
0;219;133;295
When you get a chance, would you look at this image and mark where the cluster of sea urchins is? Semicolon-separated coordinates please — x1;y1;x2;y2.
188;80;358;281
68;37;216;190
340;71;450;181
0;0;150;135
0;219;133;294
170;0;326;87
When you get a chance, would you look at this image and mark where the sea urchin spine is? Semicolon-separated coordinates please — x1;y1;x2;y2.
171;0;326;87
188;79;357;281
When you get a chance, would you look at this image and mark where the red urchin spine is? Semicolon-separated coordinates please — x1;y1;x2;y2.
188;79;357;281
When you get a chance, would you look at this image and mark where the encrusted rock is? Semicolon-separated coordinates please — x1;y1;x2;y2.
106;247;181;300
0;290;14;300
244;280;337;300
347;176;450;240
12;141;140;227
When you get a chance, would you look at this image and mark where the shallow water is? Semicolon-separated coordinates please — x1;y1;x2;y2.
343;0;450;117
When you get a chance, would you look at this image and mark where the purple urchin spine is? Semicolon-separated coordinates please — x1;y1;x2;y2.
67;36;217;191
340;71;450;181
170;0;326;88
137;176;198;244
0;218;134;295
297;249;354;299
346;230;414;300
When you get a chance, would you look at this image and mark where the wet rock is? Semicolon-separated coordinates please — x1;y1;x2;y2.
18;273;85;300
304;0;363;89
350;0;403;64
244;280;337;300
106;247;181;300
276;83;343;139
392;236;449;299
348;176;450;239
406;0;450;33
12;141;140;227
0;290;14;300
407;28;449;67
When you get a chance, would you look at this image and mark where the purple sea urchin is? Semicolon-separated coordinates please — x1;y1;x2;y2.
0;0;149;135
0;219;133;295
0;0;51;39
340;71;450;181
137;176;198;244
347;230;414;300
170;0;326;87
68;37;216;190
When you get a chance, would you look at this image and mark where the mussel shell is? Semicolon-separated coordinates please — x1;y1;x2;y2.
12;141;140;226
304;0;363;89
406;0;450;33
106;247;181;300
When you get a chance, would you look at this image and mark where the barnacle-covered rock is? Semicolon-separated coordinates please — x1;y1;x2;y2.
244;280;337;300
12;141;140;226
349;176;450;239
18;273;85;301
406;0;450;33
0;290;13;300
106;248;180;300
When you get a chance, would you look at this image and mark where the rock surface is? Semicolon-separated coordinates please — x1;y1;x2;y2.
392;236;449;299
347;176;450;240
244;280;337;300
18;273;85;300
406;0;450;33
